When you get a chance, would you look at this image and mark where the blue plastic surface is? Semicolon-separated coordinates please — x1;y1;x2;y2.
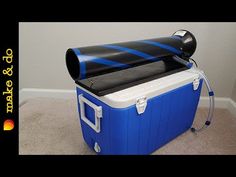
76;80;203;155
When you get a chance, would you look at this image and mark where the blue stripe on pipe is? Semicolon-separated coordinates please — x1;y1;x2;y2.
72;49;130;78
73;50;131;68
138;40;183;55
72;48;86;79
82;56;130;68
103;44;158;61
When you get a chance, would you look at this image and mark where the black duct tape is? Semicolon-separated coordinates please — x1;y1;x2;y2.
66;30;196;81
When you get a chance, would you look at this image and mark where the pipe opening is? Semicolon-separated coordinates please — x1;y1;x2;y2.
66;49;81;80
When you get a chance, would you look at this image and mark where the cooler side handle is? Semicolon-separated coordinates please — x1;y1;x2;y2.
78;94;103;133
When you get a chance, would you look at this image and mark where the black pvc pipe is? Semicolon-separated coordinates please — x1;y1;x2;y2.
66;30;196;81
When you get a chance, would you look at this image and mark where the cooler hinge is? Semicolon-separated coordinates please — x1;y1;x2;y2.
136;96;147;114
193;78;200;90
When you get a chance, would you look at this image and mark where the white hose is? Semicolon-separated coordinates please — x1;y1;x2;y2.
173;56;215;133
191;68;215;132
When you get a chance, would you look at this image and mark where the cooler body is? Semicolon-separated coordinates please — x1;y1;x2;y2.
76;69;203;155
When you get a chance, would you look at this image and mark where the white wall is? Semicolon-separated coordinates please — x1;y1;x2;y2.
19;22;236;98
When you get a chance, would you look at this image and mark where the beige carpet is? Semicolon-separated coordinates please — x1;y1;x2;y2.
19;97;236;155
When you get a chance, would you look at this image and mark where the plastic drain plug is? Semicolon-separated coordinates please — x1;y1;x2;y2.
94;142;101;153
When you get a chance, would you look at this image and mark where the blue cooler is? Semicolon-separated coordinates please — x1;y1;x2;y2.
65;30;214;155
76;69;203;155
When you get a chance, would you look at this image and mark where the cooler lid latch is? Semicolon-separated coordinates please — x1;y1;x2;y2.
136;96;147;114
193;78;200;90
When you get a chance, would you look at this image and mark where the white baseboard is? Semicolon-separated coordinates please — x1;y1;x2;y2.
228;99;236;117
198;97;230;109
198;97;236;117
19;88;236;117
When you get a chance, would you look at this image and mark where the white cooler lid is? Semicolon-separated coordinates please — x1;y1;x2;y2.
77;68;200;108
